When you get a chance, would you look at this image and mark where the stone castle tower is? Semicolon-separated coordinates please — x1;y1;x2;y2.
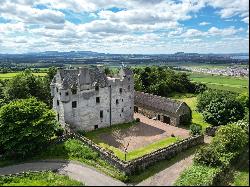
50;66;134;131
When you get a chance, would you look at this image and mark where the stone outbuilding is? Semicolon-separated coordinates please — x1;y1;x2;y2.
134;91;192;126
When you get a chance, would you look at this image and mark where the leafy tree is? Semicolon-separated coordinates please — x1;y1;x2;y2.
202;97;244;126
0;98;61;158
46;67;57;81
3;70;51;106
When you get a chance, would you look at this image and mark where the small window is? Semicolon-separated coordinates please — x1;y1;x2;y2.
57;113;59;121
128;77;130;81
116;99;119;104
122;99;123;102
56;88;58;92
128;85;130;91
72;101;77;108
119;88;122;94
65;92;69;96
100;110;103;118
59;92;61;95
95;85;99;91
122;108;124;112
94;125;98;129
71;87;77;95
96;97;100;103
57;100;59;106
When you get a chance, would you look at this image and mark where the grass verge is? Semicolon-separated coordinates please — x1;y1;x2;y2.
0;171;84;186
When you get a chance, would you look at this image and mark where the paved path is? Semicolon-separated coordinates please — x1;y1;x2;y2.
137;135;212;186
0;160;126;186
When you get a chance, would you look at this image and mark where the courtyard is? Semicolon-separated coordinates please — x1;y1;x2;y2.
85;113;190;161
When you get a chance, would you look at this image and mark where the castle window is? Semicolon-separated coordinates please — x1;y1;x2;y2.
72;101;77;108
122;99;123;102
128;85;130;91
100;110;103;118
57;100;59;106
96;97;100;104
59;92;61;95
128;77;130;81
65;92;69;96
95;85;99;91
56;88;58;92
71;87;77;95
122;108;124;112
116;99;119;104
119;88;122;94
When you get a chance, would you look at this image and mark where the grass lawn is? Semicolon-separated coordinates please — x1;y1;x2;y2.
189;72;249;93
0;72;47;79
97;136;181;161
176;97;210;131
0;171;83;186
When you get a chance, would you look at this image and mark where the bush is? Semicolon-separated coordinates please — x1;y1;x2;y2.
0;98;60;158
189;124;202;136
234;119;249;133
135;118;140;122
175;164;221;186
194;123;248;167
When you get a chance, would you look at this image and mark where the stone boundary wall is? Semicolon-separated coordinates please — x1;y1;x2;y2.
69;132;204;175
205;126;220;136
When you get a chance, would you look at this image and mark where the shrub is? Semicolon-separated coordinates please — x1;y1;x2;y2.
0;98;60;158
212;124;248;155
189;124;202;136
234;119;249;133
175;164;221;186
135;118;140;122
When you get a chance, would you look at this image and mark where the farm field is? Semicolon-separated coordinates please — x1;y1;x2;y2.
0;171;84;186
188;72;249;93
0;72;47;79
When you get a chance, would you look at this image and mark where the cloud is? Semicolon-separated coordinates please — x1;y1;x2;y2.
199;21;210;26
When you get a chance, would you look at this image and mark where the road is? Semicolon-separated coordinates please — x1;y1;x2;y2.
0;160;126;186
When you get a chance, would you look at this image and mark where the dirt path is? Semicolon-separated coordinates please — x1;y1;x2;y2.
137;135;212;186
0;160;126;186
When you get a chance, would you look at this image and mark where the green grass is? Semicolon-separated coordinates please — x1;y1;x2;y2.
174;163;221;186
176;97;210;131
189;72;249;93
0;171;83;186
0;72;47;79
97;137;180;161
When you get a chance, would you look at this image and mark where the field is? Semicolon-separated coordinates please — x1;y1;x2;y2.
0;171;83;186
0;72;47;79
188;72;249;93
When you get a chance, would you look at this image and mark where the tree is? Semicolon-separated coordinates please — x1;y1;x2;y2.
0;98;61;158
3;70;51;106
112;125;138;161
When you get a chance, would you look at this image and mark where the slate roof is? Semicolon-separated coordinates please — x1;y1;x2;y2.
134;91;186;114
56;67;108;89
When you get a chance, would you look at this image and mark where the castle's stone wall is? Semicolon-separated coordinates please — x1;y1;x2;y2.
51;67;134;131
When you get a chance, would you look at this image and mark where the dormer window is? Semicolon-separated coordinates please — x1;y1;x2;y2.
71;87;77;95
95;85;99;91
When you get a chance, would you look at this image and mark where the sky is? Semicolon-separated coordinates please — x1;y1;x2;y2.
0;0;249;54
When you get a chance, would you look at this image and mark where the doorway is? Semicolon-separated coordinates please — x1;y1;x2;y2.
163;115;170;124
157;114;161;120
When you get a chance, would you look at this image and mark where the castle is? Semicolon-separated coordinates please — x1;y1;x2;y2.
50;66;134;131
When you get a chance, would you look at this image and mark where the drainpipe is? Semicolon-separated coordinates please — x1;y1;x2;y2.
109;85;112;127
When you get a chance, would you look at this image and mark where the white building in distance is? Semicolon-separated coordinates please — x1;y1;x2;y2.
50;66;134;131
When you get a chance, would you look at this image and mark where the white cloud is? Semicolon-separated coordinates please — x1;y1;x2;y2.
199;21;210;26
